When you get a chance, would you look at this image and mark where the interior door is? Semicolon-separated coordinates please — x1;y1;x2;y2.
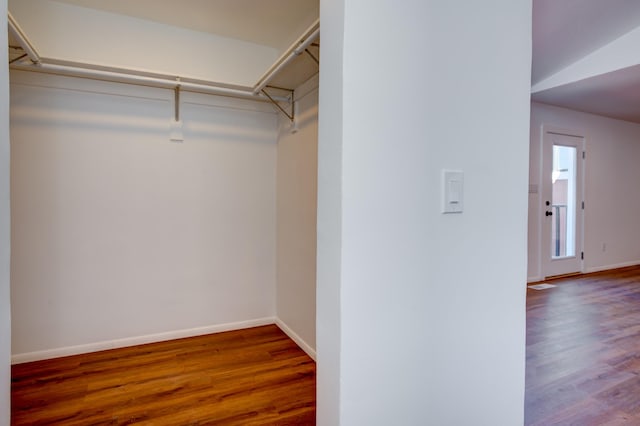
541;130;584;278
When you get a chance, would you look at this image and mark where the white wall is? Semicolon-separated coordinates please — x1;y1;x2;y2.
276;76;318;358
10;71;278;361
317;0;531;425
316;0;345;423
528;102;640;281
9;0;278;88
1;1;12;423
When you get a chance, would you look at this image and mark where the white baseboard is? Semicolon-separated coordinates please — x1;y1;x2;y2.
12;317;276;365
275;318;316;361
585;260;640;274
528;261;640;282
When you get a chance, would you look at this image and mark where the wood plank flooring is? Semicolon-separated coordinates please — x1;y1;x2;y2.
11;325;316;425
526;266;640;425
18;267;640;425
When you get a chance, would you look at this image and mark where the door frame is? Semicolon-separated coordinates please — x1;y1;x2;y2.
539;125;586;279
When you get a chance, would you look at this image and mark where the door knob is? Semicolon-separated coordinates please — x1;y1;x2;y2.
545;211;553;216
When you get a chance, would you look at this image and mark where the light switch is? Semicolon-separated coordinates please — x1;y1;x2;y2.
443;170;463;213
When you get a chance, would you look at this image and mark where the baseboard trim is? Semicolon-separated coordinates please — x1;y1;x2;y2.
585;261;640;274
11;317;277;365
528;261;640;283
275;318;316;361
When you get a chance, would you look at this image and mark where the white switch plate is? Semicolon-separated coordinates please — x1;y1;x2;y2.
443;170;464;214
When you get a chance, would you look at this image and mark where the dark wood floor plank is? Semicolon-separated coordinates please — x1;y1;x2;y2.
526;266;640;425
12;324;316;425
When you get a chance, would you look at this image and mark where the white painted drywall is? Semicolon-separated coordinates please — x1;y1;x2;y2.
1;1;11;422
276;76;318;358
10;71;277;359
316;0;344;423
532;24;640;93
528;102;640;281
317;0;531;424
9;0;278;88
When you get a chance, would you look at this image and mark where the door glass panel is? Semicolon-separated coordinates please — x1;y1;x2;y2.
551;145;577;258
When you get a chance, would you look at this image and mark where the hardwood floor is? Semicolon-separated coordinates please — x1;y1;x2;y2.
526;266;640;425
19;267;640;425
11;325;316;425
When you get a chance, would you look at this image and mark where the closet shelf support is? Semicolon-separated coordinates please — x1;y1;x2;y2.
8;12;41;64
261;88;294;122
304;49;319;65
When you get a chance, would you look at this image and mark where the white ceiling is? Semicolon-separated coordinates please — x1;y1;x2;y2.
52;0;319;51
532;0;640;84
533;65;640;123
533;0;640;123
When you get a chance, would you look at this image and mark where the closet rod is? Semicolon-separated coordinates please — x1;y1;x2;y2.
253;21;320;94
11;62;290;102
